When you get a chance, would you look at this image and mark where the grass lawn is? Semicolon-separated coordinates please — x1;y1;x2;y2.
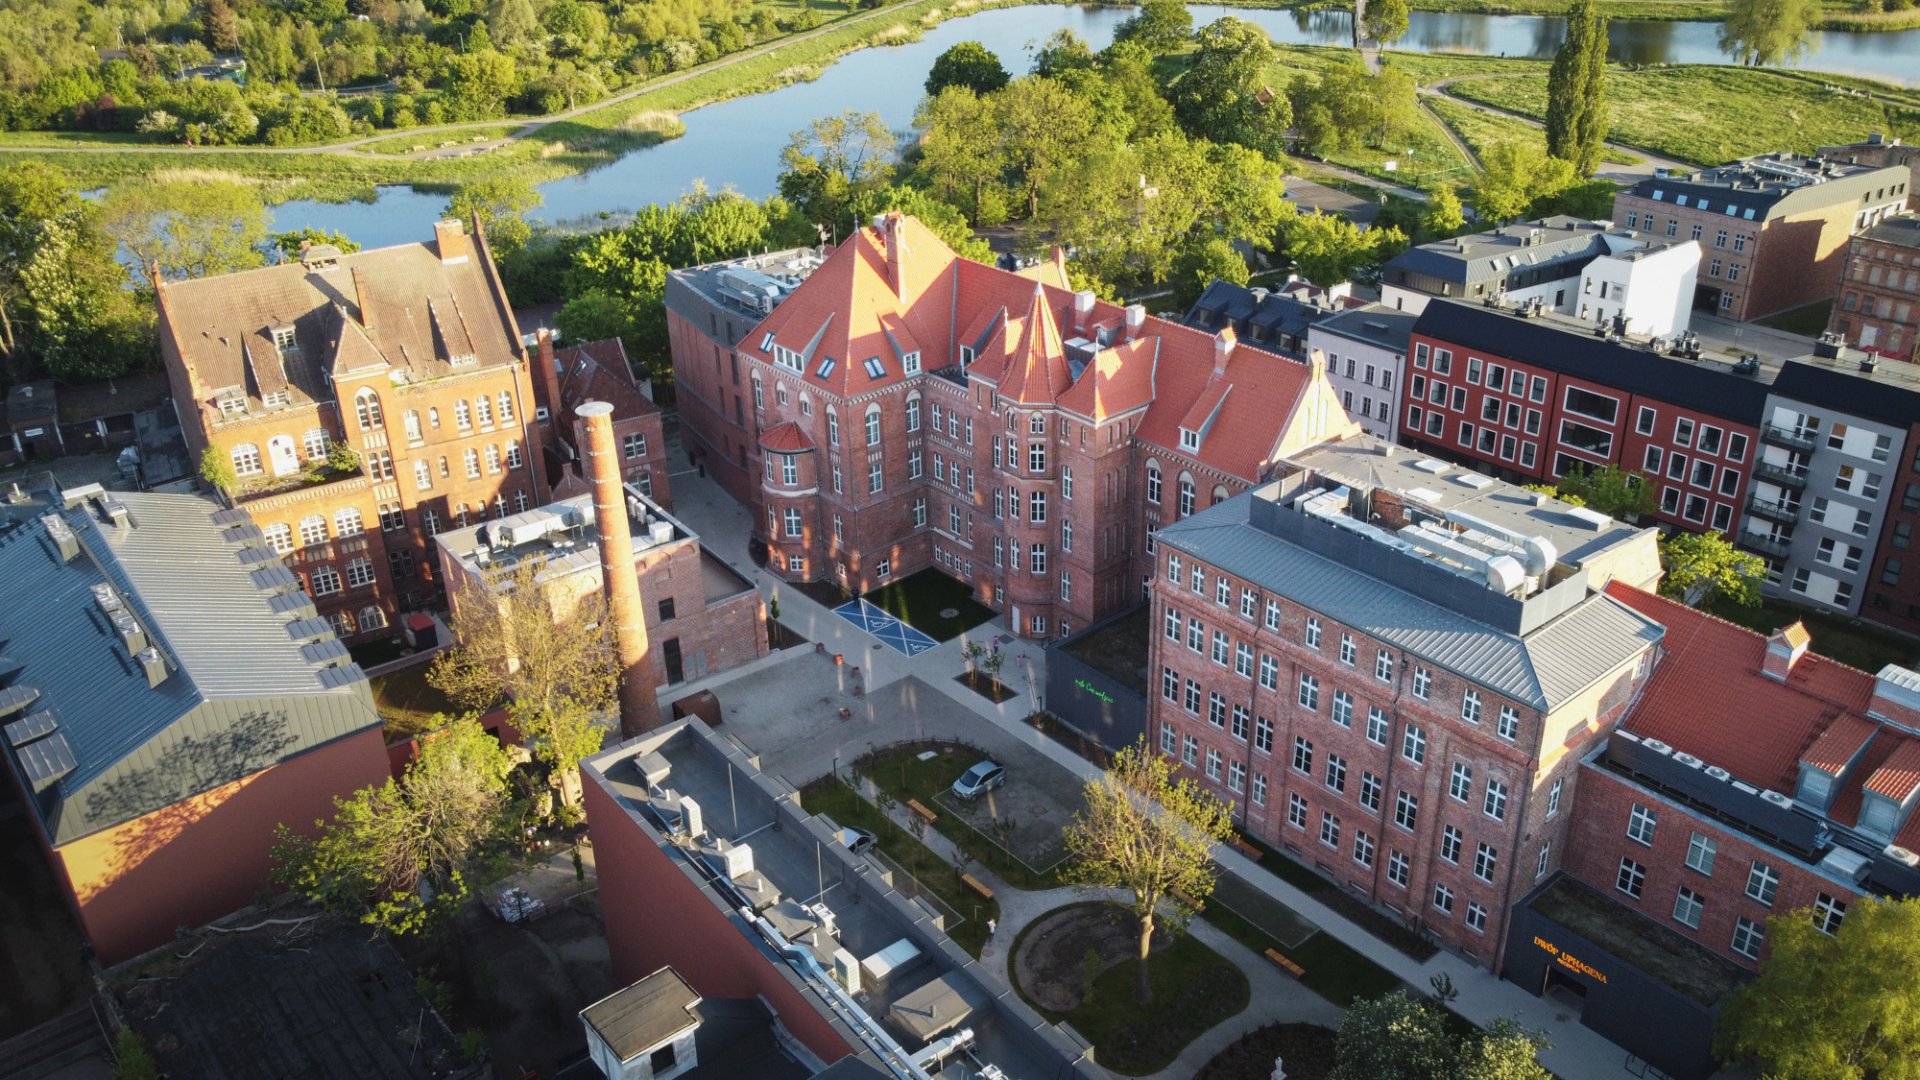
1756;299;1834;337
1196;1022;1337;1080
1233;832;1439;962
1199;903;1406;1008
797;778;996;956
1424;95;1642;167
862;568;997;641
1446;65;1920;166
1705;595;1920;672
371;663;463;743
1040;908;1251;1076
857;742;1064;889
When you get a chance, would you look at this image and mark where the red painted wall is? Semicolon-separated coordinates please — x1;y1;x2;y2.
584;771;854;1063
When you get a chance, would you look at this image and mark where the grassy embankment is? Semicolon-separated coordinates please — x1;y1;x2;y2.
1422;93;1644;164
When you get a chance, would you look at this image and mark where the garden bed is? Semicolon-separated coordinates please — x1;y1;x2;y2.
954;673;1017;703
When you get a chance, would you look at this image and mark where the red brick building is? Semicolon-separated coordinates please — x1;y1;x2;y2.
0;489;388;964
1150;438;1666;968
1828;212;1920;362
1613;153;1907;320
1405;301;1767;535
667;213;1356;639
536;333;673;507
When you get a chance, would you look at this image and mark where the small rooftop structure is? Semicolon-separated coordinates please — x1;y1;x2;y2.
667;248;827;322
582;967;704;1080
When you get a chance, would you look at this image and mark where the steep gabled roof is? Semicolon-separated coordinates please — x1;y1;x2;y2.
995;285;1073;406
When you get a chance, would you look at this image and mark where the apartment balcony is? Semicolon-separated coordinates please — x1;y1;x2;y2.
1760;425;1818;453
1752;461;1809;490
1744;496;1801;526
1739;531;1792;559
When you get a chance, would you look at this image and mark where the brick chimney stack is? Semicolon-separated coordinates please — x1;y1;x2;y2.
351;266;373;335
433;218;472;265
535;328;563;426
580;400;658;737
1213;327;1237;376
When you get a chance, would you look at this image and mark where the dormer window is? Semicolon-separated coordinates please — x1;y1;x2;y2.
959;345;975;366
218;393;248;418
902;351;921;375
863;356;886;379
263;390;291;408
773;345;803;372
1860;794;1902;840
271;325;297;354
449;353;476;368
1180;428;1201;451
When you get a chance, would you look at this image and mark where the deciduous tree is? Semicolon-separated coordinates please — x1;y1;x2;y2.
1546;0;1610;176
1170;237;1248;312
915;87;1008;223
778;110;898;235
1420;186;1467;239
1365;0;1411;44
0;162;149;381
1172;19;1291;161
1062;739;1233;1003
1719;0;1824;67
101;177;268;290
996;77;1099;220
1553;463;1656;520
1334;992;1551;1080
1113;0;1194;54
1659;531;1765;607
1473;141;1579;224
444;175;542;257
924;41;1009;97
1280;207;1407;287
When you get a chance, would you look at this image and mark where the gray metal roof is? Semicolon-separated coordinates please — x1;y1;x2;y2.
1385;216;1639;286
0;489;379;845
1310;305;1417;354
1156;495;1664;711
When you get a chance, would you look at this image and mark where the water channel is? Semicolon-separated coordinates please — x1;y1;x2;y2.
269;3;1920;247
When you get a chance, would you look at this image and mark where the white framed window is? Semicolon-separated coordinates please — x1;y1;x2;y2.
1628;804;1657;846
1433;883;1454;916
1366;707;1388;746
1412;665;1431;699
299;515;328;547
1394;791;1418;831
1401;724;1426;765
1746;863;1778;906
1297;673;1320;711
1673;886;1704;929
1305;616;1321;649
333;507;364;537
309;565;341;596
1813;893;1846;935
1461;688;1482;724
1465;902;1487;934
1686;833;1718;876
1617;857;1646;898
1450;762;1473;802
1360;771;1381;811
1252;772;1267;806
1387;850;1410;888
1287;793;1308;829
1546;778;1562;818
1536;842;1552;880
1473;842;1497;883
263;523;293;554
231;443;262;476
346;557;375;588
1441;825;1463;863
1731;916;1765;960
1497;706;1520;741
1483;779;1508;822
1353;830;1375;868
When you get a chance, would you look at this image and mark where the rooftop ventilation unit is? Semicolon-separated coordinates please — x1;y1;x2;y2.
110;611;146;656
1566;507;1613;531
97;496;129;527
136;647;167;688
1673;752;1705;769
1641;738;1674;755
1705;766;1732;782
91;584;122;615
42;515;78;563
1732;780;1759;795
1761;790;1795;809
1885;845;1919;868
1444;509;1557;575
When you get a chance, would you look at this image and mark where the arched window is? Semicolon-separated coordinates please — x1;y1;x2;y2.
262;523;292;554
302;428;329;461
463;448;480;478
497;392;514;423
404;410;422;441
1145;460;1162;505
299;514;328;547
359;605;387;631
1212;484;1230;507
752;375;765;411
231;443;262;476
334;507;364;537
826;409;839;446
454;400;472;430
485;444;501;474
476;396;493;427
799;393;813;418
414;459;432;490
1178;473;1196;518
864;404;882;446
354;388;382;430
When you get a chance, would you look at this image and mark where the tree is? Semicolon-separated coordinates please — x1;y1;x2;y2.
1473;141;1580;224
1545;0;1610;176
1172;19;1291;161
996;78;1099;220
915;87;1008;223
1659;531;1765;607
924;41;1009;97
1421;186;1467;239
1719;0;1823;67
199;445;237;494
1335;992;1552;1080
1170;237;1248;312
1365;0;1411;44
271;717;514;935
1062;739;1234;1003
778;110;898;236
445;175;541;258
1553;463;1656;520
100;178;268;291
1280;208;1407;287
430;560;615;806
1717;897;1920;1080
848;186;993;262
204;0;243;52
0;163;149;382
271;228;361;260
1113;0;1194;54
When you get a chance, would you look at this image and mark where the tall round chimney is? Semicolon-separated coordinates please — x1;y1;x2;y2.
578;401;659;737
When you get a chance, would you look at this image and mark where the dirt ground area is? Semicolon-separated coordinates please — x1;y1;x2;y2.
449;894;614;1080
1012;903;1168;1015
0;808;92;1039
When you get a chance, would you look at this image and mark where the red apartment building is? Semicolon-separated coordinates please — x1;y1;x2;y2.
1405;300;1768;536
159;221;665;640
666;213;1357;639
1150;438;1666;969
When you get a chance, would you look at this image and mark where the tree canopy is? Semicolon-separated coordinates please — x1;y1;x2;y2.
0;162;151;382
445;176;542;258
1113;0;1195;54
1172;19;1292;161
924;41;1010;97
1365;0;1412;44
1333;992;1552;1080
1279;207;1408;287
1545;0;1610;176
101;177;267;291
778;110;899;237
1717;896;1920;1080
1719;0;1824;67
1473;141;1582;224
1659;531;1766;607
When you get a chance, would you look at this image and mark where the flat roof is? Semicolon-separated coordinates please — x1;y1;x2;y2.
436;488;693;587
1859;212;1920;249
1526;876;1749;1007
582;967;702;1062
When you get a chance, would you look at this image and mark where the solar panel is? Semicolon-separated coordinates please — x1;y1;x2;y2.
285;618;333;643
0;683;39;719
318;663;366;689
301;638;350;666
5;709;56;746
19;731;75;792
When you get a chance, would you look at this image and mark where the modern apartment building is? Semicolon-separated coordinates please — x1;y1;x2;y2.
158;221;551;636
1612;154;1909;320
0;486;386;964
667;213;1357;640
436;487;766;695
1150;437;1665;969
1827;212;1920;362
1380;216;1699;338
1518;583;1920;1079
1307;305;1417;442
1404;300;1766;535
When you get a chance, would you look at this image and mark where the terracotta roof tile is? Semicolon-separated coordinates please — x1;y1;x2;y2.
1825;730;1898;829
1802;714;1878;775
557;339;655;422
1865;737;1920;800
759;421;816;453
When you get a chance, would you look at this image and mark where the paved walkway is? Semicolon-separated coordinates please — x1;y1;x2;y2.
659;460;1653;1080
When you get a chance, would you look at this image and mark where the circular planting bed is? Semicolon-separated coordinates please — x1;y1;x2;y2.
1194;1022;1338;1080
1012;902;1250;1075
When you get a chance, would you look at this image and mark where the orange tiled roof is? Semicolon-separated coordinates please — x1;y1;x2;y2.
1865;737;1920;800
1606;582;1877;792
759;421;815;453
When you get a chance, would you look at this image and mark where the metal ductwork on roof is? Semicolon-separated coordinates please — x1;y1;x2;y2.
41;515;78;563
136;647;167;689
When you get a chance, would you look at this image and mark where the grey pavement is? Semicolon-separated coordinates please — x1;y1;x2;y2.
1284;175;1383;227
660;455;1664;1080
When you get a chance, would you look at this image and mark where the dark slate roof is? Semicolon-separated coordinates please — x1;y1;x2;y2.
1384;216;1623;286
1625;154;1906;223
1185;280;1340;355
1412;301;1773;423
0;489;379;845
581;967;702;1062
1859;212;1920;249
1312;305;1417;354
1769;354;1920;427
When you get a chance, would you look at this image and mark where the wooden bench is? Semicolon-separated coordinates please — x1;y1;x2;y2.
906;799;939;824
1264;949;1306;978
1229;836;1264;861
960;873;995;900
1171;887;1204;913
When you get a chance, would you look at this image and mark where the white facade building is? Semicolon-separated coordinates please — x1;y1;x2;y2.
1307;305;1417;442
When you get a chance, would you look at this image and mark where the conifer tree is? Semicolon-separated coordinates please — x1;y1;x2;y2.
1545;0;1609;177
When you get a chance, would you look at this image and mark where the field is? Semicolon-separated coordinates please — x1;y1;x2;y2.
1423;94;1643;165
1444;65;1920;165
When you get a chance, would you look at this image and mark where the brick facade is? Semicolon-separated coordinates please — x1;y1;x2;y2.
1829;213;1920;362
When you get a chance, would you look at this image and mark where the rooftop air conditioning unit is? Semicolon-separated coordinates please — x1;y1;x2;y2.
1884;845;1919;868
1641;738;1674;755
1705;766;1732;782
1673;752;1705;769
1761;790;1795;810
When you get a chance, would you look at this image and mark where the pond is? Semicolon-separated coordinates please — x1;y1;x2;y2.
269;3;1920;248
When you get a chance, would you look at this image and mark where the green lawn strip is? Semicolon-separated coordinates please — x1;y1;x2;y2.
1425;95;1641;166
1704;595;1920;672
371;664;462;743
1198;902;1404;1007
1232;831;1439;961
1052;916;1252;1075
858;742;1065;890
1445;66;1920;167
1755;299;1834;337
797;777;996;957
861;567;997;641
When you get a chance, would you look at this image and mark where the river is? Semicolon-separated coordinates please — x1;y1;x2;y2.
270;4;1920;248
